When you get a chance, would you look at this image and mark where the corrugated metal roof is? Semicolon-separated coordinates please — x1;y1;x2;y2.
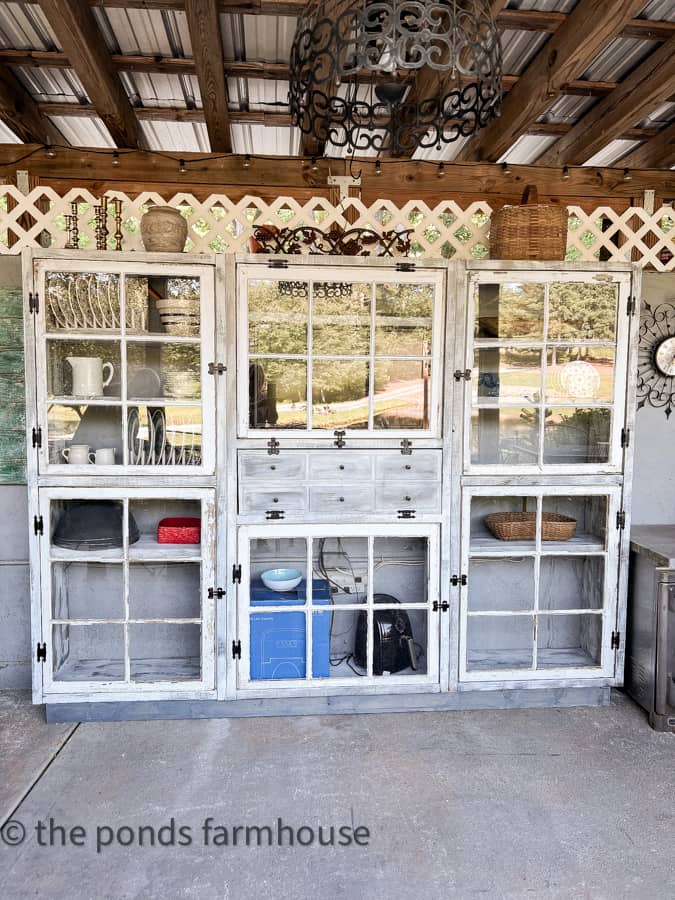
0;120;21;143
230;123;301;156
585;138;642;167
140;120;210;153
581;36;658;82
92;7;191;57
12;65;87;103
538;95;597;125
0;2;59;50
47;115;114;148
500;133;559;164
220;14;297;62
638;1;675;22
504;0;579;11
121;72;201;109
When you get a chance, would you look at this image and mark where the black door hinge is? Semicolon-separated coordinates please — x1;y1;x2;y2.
208;362;226;375
621;428;630;449
28;291;39;314
396;262;416;273
33;515;43;536
454;369;472;382
616;510;626;530
451;574;468;587
36;642;47;663
397;510;416;519
627;296;637;316
433;600;450;612
611;631;621;650
400;439;413;455
232;639;242;659
334;429;346;448
268;259;288;269
232;564;242;584
32;426;42;449
266;510;285;520
267;438;280;455
208;587;225;599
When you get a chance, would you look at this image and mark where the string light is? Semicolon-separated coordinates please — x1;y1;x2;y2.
111;150;120;166
375;159;382;176
45;145;56;159
243;154;251;169
562;165;570;180
501;161;512;175
310;157;319;173
178;158;186;174
437;162;445;178
623;168;632;182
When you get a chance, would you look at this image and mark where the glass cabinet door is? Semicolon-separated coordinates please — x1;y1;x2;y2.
238;265;444;438
236;524;440;692
465;273;631;472
460;487;620;681
35;263;216;474
39;488;216;695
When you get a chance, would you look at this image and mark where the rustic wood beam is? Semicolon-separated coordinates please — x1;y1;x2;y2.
38;0;143;148
618;122;675;170
0;63;63;144
456;0;647;164
537;36;675;166
184;0;231;152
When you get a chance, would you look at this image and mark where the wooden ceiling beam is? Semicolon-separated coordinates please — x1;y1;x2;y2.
0;62;63;144
456;0;647;164
38;0;144;148
618;122;675;170
537;36;675;166
184;0;232;152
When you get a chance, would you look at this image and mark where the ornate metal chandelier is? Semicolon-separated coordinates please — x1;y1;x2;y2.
289;0;502;156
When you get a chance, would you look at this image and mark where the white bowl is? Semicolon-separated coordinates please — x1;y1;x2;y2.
260;568;303;592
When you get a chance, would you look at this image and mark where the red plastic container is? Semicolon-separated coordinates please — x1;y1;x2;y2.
157;517;201;544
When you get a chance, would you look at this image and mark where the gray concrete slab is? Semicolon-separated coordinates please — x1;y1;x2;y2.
0;691;673;900
0;691;76;825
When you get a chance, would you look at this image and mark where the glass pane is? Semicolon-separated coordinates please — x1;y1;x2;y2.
249;359;307;429
250;536;308;602
474;347;542;404
470;495;538;550
373;359;430;430
312;359;369;430
127;274;200;337
322;609;362;679
545;347;615;403
543;408;611;464
129;564;201;619
466;616;534;670
50;499;128;558
52;623;124;681
471;407;539;465
536;614;602;668
373;536;429;604
248;280;308;355
129;623;201;681
45;272;120;332
312;281;370;356
474;283;544;341
548;283;618;342
126;342;201;402
374;283;433;356
128;498;202;557
349;605;428;677
249;610;309;680
539;558;605;611
541;495;608;550
313;536;368;603
47;340;121;399
128;405;202;467
52;562;123;619
47;404;123;467
468;558;535;612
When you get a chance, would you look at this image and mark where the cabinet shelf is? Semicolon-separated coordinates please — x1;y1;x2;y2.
467;647;601;671
128;536;201;560
469;533;606;555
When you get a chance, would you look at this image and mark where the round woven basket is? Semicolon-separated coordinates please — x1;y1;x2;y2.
490;185;568;260
484;512;577;541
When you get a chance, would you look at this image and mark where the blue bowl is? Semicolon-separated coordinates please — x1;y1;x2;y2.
260;568;303;592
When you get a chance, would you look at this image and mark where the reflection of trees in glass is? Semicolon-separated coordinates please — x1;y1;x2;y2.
476;284;544;340
548;284;616;341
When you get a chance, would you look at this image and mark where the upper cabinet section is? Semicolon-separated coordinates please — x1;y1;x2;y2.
237;264;445;440
464;270;632;474
29;255;217;477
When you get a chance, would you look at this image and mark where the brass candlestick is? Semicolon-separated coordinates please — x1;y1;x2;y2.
65;201;79;249
112;198;123;250
95;198;109;250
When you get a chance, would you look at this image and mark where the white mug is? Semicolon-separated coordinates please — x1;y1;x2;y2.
94;448;115;465
62;444;92;465
66;357;114;398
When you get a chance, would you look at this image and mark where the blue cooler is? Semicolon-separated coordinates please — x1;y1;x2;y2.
249;578;331;680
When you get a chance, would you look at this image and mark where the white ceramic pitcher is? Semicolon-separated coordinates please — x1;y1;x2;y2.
66;357;114;398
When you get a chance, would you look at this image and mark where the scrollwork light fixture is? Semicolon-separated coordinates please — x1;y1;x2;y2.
289;0;502;156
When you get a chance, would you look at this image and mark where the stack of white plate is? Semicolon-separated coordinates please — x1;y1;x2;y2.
155;298;200;336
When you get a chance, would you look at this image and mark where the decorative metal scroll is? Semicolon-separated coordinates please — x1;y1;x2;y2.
637;302;675;419
251;225;413;256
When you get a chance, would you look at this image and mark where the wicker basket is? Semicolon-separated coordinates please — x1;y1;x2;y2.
490;185;568;260
484;512;577;541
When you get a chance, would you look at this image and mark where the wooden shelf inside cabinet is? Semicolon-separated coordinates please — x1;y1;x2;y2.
128;536;202;561
469;534;607;555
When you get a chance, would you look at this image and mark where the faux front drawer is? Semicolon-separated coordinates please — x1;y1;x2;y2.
375;450;442;481
308;452;373;482
375;482;441;512
239;451;307;481
309;486;375;514
239;488;306;515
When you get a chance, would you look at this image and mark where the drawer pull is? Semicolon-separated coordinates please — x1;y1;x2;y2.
339;497;345;502
270;465;276;470
405;464;411;470
339;464;345;470
405;495;411;502
273;497;279;503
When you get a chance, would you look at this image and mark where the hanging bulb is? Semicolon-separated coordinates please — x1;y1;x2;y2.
45;145;56;159
178;159;187;174
562;165;570;180
310;157;319;173
243;154;251;169
623;168;632;182
437;162;445;178
111;150;120;167
375;159;382;176
501;161;512;175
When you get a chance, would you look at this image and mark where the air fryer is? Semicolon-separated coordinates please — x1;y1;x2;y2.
353;593;417;675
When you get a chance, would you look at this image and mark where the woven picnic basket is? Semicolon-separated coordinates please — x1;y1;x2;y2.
490;185;568;260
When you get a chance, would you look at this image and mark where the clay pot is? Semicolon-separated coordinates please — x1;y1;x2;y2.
140;206;187;252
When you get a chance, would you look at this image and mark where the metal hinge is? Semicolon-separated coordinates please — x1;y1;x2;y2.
397;510;416;519
621;428;630;449
432;600;449;612
232;639;242;659
616;510;626;530
396;262;416;273
454;369;472;382
627;296;637;316
208;587;225;599
334;429;346;448
266;510;285;520
611;631;621;650
267;438;280;455
268;259;288;269
36;642;47;663
451;574;468;587
33;515;43;536
400;439;413;455
208;362;226;375
232;564;242;584
28;291;39;314
32;426;42;449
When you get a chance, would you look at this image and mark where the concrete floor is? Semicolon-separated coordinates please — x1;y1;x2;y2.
0;691;673;900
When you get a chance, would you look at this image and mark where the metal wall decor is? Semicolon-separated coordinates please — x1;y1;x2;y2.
251;224;413;256
289;0;502;155
637;301;675;418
